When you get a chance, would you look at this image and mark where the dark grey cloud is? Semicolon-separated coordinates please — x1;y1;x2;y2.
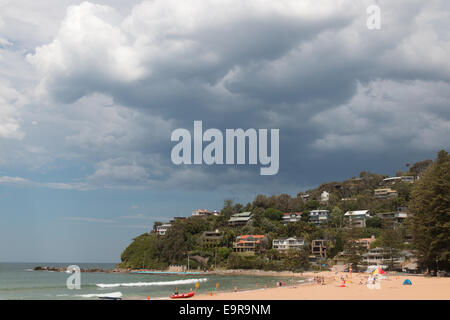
0;0;448;193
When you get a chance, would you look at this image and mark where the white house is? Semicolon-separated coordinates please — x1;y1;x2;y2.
374;188;398;199
300;193;310;201
228;212;253;227
344;210;371;228
282;212;303;225
375;207;409;226
308;210;330;226
382;176;415;184
192;209;212;217
272;237;306;252
156;223;172;236
320;191;330;202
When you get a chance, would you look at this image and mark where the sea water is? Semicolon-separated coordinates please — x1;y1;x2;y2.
0;263;300;300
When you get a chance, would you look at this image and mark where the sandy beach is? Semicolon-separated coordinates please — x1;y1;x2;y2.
190;272;450;300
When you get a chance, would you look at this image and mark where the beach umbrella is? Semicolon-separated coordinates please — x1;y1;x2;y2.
371;267;386;275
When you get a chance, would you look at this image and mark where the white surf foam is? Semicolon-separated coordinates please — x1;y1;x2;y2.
96;278;207;288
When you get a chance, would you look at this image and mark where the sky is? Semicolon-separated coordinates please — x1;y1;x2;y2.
0;0;449;263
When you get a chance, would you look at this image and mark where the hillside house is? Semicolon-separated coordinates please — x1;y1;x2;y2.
308;210;330;226
344;210;371;228
233;235;265;254
272;237;306;252
228;212;252;227
282;212;303;225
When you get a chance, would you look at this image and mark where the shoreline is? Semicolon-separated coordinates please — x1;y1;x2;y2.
28;266;449;300
188;271;450;300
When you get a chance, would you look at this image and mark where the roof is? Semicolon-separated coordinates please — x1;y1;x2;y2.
283;212;303;216
274;237;305;241
231;212;252;217
383;176;414;181
238;235;265;239
344;210;370;216
158;223;172;227
383;177;402;181
357;237;376;242
203;230;221;235
229;217;251;222
192;209;211;215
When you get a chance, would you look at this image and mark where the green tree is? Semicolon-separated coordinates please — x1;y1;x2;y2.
328;231;344;258
329;206;344;229
408;159;433;176
233;203;244;213
216;247;232;265
253;194;270;208
266;248;281;261
264;208;283;221
343;228;365;271
221;199;236;218
392;181;413;201
408;150;450;272
273;193;292;212
304;200;319;211
283;248;310;273
366;216;383;229
380;228;404;270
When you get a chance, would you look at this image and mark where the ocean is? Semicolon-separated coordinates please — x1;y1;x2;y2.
0;263;301;300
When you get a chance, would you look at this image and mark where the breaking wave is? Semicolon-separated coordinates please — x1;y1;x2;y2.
96;278;207;288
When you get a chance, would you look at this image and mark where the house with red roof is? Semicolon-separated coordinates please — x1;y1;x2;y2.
233;235;266;254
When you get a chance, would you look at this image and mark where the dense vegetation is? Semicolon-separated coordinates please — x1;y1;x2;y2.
118;150;449;273
408;150;450;272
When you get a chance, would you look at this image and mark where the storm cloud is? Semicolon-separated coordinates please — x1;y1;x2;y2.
1;0;449;193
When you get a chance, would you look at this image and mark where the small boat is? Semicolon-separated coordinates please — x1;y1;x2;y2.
99;296;122;300
170;291;195;299
97;292;123;300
